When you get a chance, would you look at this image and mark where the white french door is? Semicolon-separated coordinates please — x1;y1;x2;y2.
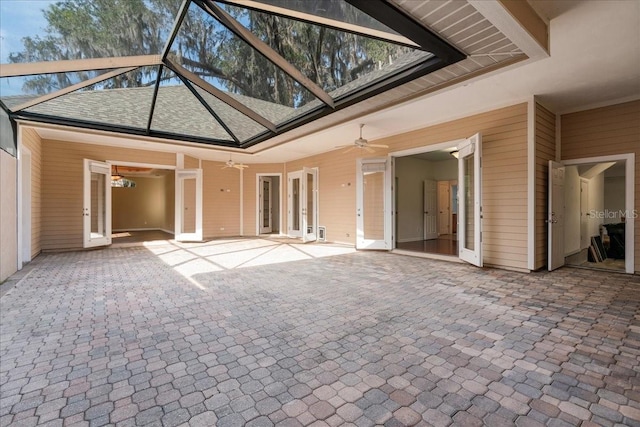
175;169;203;242
356;157;392;250
457;133;482;267
287;168;318;241
83;159;112;248
423;180;437;240
548;161;565;271
259;177;273;234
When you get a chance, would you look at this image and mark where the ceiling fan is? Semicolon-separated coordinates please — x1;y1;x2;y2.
222;156;248;170
336;124;389;153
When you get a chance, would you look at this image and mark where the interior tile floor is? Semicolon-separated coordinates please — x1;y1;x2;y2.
396;235;458;256
1;239;639;427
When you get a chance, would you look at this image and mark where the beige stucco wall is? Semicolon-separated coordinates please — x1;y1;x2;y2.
0;150;17;282
560;100;640;273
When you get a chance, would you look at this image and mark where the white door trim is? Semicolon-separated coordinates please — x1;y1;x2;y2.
561;153;635;274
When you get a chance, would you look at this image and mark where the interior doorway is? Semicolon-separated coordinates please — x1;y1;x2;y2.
110;164;176;244
394;148;459;256
257;174;281;235
548;155;634;274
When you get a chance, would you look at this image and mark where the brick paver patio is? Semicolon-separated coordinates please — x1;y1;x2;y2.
1;240;639;426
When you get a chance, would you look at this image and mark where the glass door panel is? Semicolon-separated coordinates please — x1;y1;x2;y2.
261;178;272;233
462;155;475;252
356;158;391;249
182;178;196;234
303;168;318;242
288;173;302;238
175;169;203;241
363;171;385;240
457;133;482;267
83;159;111;248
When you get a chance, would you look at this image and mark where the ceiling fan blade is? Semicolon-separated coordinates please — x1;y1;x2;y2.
364;146;376;153
368;143;389;148
343;146;357;153
234;164;249;170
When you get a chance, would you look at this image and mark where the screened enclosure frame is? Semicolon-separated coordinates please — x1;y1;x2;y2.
0;0;465;149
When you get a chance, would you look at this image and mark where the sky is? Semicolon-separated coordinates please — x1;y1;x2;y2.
0;0;56;95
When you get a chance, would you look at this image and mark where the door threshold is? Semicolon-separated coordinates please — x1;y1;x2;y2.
391;249;463;263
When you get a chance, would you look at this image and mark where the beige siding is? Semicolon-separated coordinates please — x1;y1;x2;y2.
22;128;43;258
283;103;529;270
534;103;556;270
561;100;640;273
42;140;175;250
286;148;363;245
0;150;17;281
202;161;241;238
184;155;199;169
241;164;285;235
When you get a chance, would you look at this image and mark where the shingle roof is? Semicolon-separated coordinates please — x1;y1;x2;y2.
13;85;297;142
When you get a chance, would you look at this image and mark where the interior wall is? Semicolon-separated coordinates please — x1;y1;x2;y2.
432;159;458;181
588;173;604;238
112;176;168;231
564;166;581;255
22;128;42;259
0;150;17;282
395;157;433;242
561;100;640;273
604;176;626;224
41;140;176;250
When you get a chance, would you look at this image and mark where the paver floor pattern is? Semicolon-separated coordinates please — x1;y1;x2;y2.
1;245;639;427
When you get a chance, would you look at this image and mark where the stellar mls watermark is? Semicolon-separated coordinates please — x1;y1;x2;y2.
589;209;638;220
